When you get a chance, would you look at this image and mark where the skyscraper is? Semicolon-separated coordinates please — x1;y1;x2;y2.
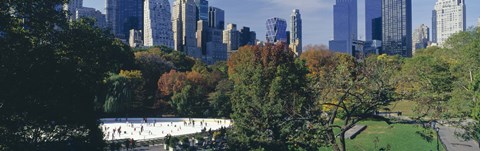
329;0;357;55
196;6;227;64
412;24;430;54
144;0;174;48
223;24;240;52
365;0;382;41
173;0;201;58
432;10;437;43
197;20;209;55
194;0;209;21
433;0;466;45
75;7;106;28
106;0;143;41
129;29;143;48
64;0;83;21
208;7;225;30
290;9;302;56
382;0;412;57
239;27;256;47
266;17;287;43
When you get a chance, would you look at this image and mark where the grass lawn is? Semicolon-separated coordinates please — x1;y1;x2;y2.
320;120;446;151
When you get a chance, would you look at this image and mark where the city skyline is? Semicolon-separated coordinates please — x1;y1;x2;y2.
85;0;480;47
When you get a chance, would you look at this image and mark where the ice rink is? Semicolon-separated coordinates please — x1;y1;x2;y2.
101;118;231;141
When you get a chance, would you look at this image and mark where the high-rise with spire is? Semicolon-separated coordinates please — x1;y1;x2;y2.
173;0;200;58
290;9;302;56
144;0;174;48
432;0;466;45
329;0;357;55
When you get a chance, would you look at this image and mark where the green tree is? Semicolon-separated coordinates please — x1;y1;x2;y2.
299;49;402;151
0;1;134;150
170;84;209;117
397;49;454;119
227;44;314;150
103;70;143;115
208;79;233;118
104;74;132;114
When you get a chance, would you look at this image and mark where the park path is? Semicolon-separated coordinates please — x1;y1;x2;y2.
437;125;480;151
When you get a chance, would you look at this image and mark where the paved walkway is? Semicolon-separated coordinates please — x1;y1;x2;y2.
438;126;479;151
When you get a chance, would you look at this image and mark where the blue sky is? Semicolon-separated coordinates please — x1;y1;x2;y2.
84;0;480;46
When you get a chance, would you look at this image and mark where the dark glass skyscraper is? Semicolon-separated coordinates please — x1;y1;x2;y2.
266;17;287;43
194;0;208;21
106;0;143;41
382;0;412;57
329;0;357;55
239;27;256;46
365;0;382;41
208;7;225;30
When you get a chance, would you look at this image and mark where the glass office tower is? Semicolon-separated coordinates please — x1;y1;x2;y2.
208;7;225;30
194;0;208;21
329;0;357;55
266;17;287;43
382;0;412;57
365;0;382;41
106;0;143;41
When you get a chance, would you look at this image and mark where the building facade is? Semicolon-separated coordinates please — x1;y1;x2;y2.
205;28;227;64
208;7;225;30
172;0;200;58
290;9;302;56
239;27;256;47
194;0;208;21
223;24;240;52
129;29;143;48
432;0;466;45
329;0;357;55
266;17;287;43
144;0;174;48
366;0;382;41
75;7;106;28
382;0;412;57
412;24;430;54
64;0;83;21
106;0;143;41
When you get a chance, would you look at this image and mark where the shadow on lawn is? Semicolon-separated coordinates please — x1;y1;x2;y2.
415;130;434;143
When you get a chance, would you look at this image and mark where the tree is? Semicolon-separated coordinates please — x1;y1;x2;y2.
299;48;402;151
104;73;132;114
227;43;314;150
443;28;480;147
0;1;135;150
134;50;174;112
103;70;143;115
170;84;210;117
397;48;454;119
208;79;233;118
